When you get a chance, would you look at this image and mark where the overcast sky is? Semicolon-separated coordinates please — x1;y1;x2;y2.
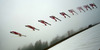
0;0;100;50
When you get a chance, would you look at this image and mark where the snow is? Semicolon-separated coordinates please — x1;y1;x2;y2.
49;24;100;50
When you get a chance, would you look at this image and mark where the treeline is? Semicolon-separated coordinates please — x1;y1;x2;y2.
18;40;48;50
18;22;100;50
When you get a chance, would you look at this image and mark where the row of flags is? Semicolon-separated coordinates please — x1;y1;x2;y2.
10;3;97;37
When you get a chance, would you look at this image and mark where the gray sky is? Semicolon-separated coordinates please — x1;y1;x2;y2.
0;0;100;50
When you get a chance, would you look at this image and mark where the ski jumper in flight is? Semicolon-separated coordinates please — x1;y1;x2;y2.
83;5;92;10
10;31;26;37
60;12;70;18
77;7;85;12
38;20;51;26
68;9;78;15
50;16;61;22
89;3;97;9
25;25;39;31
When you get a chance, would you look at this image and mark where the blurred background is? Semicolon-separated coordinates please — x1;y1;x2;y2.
0;0;100;50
